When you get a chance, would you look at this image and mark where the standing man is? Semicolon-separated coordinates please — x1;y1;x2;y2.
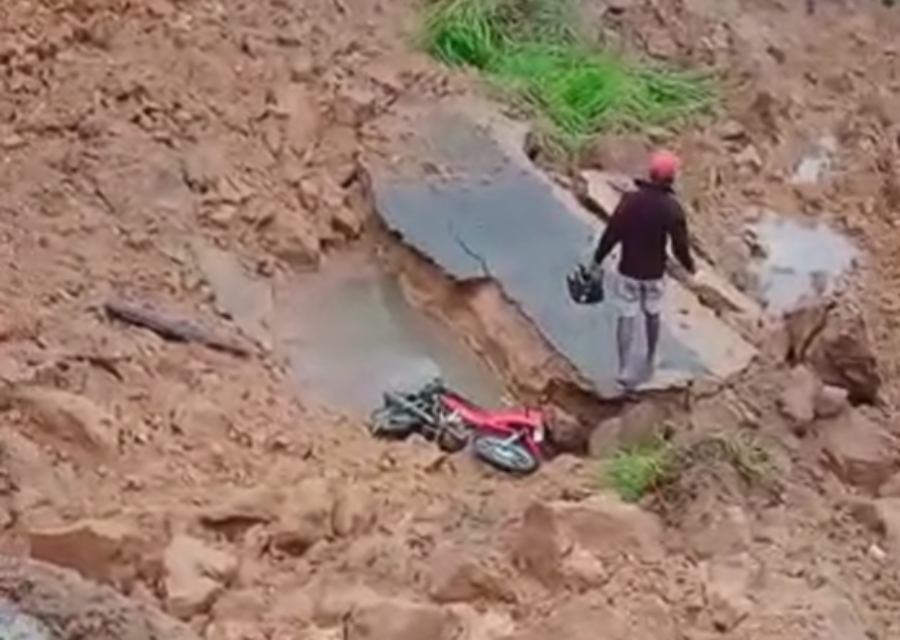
591;150;696;388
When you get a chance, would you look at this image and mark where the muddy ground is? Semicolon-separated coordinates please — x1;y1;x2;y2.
1;0;900;639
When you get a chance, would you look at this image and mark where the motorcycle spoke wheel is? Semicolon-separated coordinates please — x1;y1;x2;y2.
472;435;539;475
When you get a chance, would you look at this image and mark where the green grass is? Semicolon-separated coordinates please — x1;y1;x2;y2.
603;438;675;503
422;0;713;149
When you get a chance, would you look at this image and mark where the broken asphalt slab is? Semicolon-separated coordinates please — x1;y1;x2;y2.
367;98;757;397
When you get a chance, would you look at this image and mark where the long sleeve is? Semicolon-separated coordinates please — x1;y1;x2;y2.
669;204;695;274
593;199;626;265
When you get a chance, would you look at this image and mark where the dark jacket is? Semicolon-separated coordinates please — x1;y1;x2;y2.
593;179;695;280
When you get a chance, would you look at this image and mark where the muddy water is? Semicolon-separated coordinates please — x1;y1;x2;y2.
189;241;506;415
747;209;858;313
272;252;505;414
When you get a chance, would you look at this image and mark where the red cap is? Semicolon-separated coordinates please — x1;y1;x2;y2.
649;150;679;183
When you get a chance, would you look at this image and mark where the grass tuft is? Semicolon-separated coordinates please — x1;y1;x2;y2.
422;0;713;149
604;438;675;503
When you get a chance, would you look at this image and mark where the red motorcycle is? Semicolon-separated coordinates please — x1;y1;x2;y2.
368;379;549;475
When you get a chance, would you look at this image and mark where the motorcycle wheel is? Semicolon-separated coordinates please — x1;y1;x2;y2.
368;406;417;439
472;435;539;475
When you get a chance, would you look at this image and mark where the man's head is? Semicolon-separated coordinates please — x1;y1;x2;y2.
648;150;679;185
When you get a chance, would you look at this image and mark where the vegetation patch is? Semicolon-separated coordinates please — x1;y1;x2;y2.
602;431;780;505
603;437;675;503
422;0;713;148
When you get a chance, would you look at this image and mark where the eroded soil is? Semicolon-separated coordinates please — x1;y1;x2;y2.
1;1;900;639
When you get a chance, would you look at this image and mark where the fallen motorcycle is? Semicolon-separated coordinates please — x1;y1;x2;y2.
368;379;549;475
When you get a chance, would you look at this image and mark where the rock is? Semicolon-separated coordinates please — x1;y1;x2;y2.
269;478;334;556
704;554;756;632
171;396;233;439
588;403;671;458
511;495;664;588
555;494;664;561
783;301;832;363
814;385;849;419
205;619;264;640
734;144;763;171
330;85;380;129
510;502;565;587
287;577;378;628
617;401;671;448
164;535;238;620
682;504;753;559
28;518;142;584
260;209;320;267
428;546;514;604
546;406;587;454
346;598;459;640
270;84;320;157
878;500;900;554
850;498;900;555
181;142;230;193
331;485;376;538
0;556;201;640
809;318;881;404
588;416;622;458
880;472;900;498
821;410;900;494
8;386;118;457
200;486;281;534
331;205;363;239
777;365;820;428
288;52;317;82
719;120;748;141
578;134;648;175
501;595;627;640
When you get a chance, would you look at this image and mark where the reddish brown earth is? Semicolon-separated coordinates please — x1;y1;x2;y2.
1;1;900;639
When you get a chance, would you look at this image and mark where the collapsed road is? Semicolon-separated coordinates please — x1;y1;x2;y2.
368;98;758;397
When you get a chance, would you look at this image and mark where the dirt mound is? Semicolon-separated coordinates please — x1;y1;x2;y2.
0;556;197;640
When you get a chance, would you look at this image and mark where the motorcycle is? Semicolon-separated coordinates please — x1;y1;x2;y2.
368;379;549;475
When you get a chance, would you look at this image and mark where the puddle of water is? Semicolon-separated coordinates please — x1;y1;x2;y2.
0;601;54;640
790;135;838;185
747;209;858;313
272;252;506;415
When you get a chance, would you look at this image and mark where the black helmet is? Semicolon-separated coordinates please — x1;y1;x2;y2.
566;264;604;305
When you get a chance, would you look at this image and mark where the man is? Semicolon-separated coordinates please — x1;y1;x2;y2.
591;150;696;388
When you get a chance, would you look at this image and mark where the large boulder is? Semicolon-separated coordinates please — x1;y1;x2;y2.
588;401;671;457
346;598;460;640
820;410;900;494
163;535;238;620
199;486;281;534
27;518;144;586
510;495;664;588
809;317;881;405
427;546;515;605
